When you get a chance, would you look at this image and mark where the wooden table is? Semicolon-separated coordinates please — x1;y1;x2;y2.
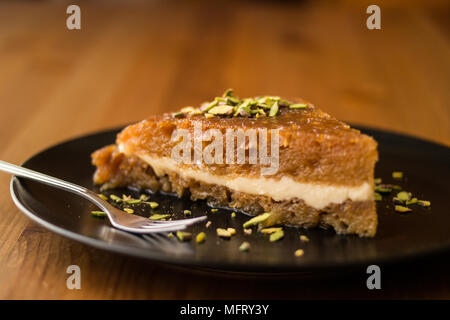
0;0;448;299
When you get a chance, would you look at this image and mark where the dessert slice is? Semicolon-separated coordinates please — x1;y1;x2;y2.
92;90;378;237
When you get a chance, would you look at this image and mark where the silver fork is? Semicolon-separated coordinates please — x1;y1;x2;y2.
0;160;206;233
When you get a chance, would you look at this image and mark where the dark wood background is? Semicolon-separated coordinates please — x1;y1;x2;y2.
0;0;448;299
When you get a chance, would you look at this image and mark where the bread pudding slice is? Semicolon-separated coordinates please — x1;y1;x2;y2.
92;90;378;237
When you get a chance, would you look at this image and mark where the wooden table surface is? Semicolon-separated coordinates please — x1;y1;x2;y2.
0;0;449;299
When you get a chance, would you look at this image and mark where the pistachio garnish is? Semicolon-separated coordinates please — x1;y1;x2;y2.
405;198;418;205
216;228;232;238
172;112;184;118
125;199;141;204
392;197;403;205
109;194;122;202
417;200;431;207
395;205;412;213
260;227;282;234
144;201;159;209
374;193;382;201
123;208;134;214
139;194;149;201
374;178;382;185
209;105;234;116
299;235;310;242
91;211;106;217
196;232;206;244
149;214;170;220
243;213;271;228
231;212;236;218
269;230;284;242
269;101;279;117
244;228;252;235
239;241;251;252
183;210;192;216
397;191;411;201
98;194;108;201
227;228;236;235
201;100;218;113
392;171;403;179
176;231;192;242
211;208;218;213
289;103;308;109
173;90;310;119
375;185;392;194
294;249;304;257
205;221;212;228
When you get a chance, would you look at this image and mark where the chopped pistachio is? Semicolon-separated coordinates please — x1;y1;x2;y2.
149;214;170;220
392;185;402;191
206;221;212;228
180;106;196;113
204;113;215;119
289;103;308;109
201;100;218;113
211;208;219;213
294;249;304;257
395;205;412;213
260;227;282;234
244;228;252;235
300;235;310;242
209;105;234;116
392;171;403;179
269;230;284;242
145;201;159;209
231;212;236;218
123;208;134;214
183;209;192;216
375;185;392;194
374;192;382;201
392;197;403;205
176;231;192;241
167;232;174;238
226;96;239;106
269;101;279;117
239;241;251;252
397;191;412;201
405;198;418;205
109;194;122;202
417;200;431;207
243;213;271;228
172;112;184;118
196;232;206;244
91;210;106;217
216;228;231;238
125;199;141;204
139;194;149;201
97;194;108;201
227;228;236;235
223;88;234;97
374;178;382;185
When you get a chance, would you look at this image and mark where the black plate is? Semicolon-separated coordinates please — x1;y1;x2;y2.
10;126;450;273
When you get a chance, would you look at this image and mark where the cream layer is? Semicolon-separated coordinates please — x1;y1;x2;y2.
118;144;372;210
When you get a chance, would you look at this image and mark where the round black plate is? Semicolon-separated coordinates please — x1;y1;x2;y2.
10;126;450;273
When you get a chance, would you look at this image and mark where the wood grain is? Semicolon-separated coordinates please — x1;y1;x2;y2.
0;0;448;299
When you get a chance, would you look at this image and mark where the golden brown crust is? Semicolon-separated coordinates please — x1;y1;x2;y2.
116;105;378;186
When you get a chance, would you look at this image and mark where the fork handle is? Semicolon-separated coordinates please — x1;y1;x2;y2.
0;160;88;194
